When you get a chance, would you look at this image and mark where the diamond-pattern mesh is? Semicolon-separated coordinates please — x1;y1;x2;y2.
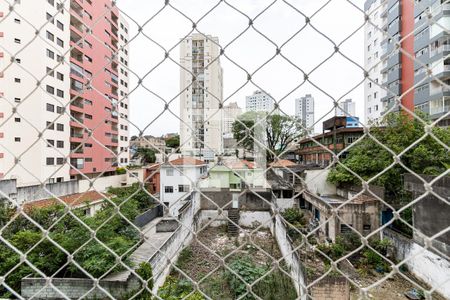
0;0;449;299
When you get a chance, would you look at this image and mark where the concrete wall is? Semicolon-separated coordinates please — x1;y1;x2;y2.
200;189;272;211
384;229;450;299
273;212;307;299
21;277;140;299
150;193;202;290
198;210;272;229
134;205;163;228
79;174;127;193
404;174;450;256
304;169;336;196
310;277;350;300
276;197;297;211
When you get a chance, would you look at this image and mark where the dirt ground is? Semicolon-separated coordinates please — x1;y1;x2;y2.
349;273;447;300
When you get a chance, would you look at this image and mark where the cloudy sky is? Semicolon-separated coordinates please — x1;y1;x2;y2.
116;0;366;136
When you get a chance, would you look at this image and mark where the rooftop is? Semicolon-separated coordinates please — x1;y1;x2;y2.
269;159;297;168
24;191;109;210
166;157;206;166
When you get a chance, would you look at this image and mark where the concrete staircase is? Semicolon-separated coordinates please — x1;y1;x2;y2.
228;209;240;236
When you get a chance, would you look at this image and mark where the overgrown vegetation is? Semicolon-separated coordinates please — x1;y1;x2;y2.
281;208;307;243
0;184;155;298
159;227;297;300
327;112;450;201
316;233;393;276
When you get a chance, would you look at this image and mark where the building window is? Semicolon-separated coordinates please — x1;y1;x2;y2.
57;140;64;148
14;117;21;122
46;103;55;112
164;186;174;193
46;157;55;165
47;139;54;147
15;137;21;142
56;157;64;165
46;49;55;59
178;185;190;192
56;123;64;131
46;31;54;42
46;85;55;94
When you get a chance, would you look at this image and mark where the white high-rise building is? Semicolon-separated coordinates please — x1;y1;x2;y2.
336;99;356;117
0;0;130;186
0;1;71;186
246;90;275;113
180;34;223;160
118;17;130;166
295;94;315;132
364;0;387;123
223;102;242;138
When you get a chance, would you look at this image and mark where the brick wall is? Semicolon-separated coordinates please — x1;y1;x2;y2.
310;277;350;300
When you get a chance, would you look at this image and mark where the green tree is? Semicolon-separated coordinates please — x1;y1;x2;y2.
232;112;303;161
135;148;156;164
165;135;180;149
327;112;450;201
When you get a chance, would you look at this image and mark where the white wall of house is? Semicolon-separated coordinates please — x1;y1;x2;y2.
304;169;336;196
160;164;206;216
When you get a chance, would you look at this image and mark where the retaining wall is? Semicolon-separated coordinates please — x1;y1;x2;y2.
384;229;450;299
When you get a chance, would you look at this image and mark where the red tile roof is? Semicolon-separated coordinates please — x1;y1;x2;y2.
24;191;109;210
168;157;206;166
269;159;297;168
224;159;255;169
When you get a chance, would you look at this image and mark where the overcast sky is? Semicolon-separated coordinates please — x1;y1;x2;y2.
116;0;365;136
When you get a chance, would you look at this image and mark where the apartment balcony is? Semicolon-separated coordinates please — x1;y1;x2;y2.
71;79;84;93
430;44;450;59
70;143;84;154
71;112;84;125
70;131;84;139
70;63;84;79
70;1;84;19
70;158;84;170
70;16;85;34
70;99;84;113
71;48;84;64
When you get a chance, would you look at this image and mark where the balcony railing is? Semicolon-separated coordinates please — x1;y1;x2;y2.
430;44;450;57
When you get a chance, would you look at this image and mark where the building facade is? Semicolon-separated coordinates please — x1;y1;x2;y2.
0;0;130;186
364;0;388;123
297;117;364;166
295;94;315;132
245;90;275;113
179;34;223;160
160;157;207;216
222;102;242;138
69;0;129;179
335;99;356;117
365;0;450;126
117;18;130;166
0;1;72;186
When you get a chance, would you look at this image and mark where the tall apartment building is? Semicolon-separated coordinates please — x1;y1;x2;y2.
180;34;223;160
0;0;129;186
69;0;129;179
295;94;315;133
223;102;242;138
245;90;275;113
364;0;387;123
0;1;72;186
335;99;356;117
117;19;130;166
365;0;450;126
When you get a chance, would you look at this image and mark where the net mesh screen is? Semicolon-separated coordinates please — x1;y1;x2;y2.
0;0;449;299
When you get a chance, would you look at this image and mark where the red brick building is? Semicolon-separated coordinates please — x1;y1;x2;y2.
297;117;364;166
